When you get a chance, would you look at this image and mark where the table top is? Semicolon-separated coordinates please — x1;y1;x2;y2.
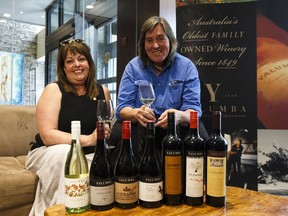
44;186;288;216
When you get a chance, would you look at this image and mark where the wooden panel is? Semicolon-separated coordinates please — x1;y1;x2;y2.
137;0;160;37
116;0;137;95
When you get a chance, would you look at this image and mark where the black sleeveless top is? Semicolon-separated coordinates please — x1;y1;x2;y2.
35;82;105;154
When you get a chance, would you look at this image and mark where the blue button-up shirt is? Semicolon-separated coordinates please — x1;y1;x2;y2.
116;52;202;120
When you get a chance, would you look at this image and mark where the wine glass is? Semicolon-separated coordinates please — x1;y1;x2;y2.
97;99;115;149
138;82;155;108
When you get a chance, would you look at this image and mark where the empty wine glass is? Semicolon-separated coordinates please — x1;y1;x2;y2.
138;82;155;108
97;99;115;149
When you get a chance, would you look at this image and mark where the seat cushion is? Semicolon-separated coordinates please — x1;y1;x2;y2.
0;105;37;157
0;155;38;211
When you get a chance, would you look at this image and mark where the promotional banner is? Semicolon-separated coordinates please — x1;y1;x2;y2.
176;2;257;190
256;0;288;196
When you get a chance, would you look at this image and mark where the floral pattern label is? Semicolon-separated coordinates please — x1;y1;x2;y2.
64;175;89;208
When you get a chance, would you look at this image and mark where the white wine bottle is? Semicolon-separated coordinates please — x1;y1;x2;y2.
64;121;89;213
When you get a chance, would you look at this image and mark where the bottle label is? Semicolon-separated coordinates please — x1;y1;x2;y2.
139;176;163;202
115;177;138;204
207;152;226;197
64;175;89;208
185;154;204;197
90;179;114;206
164;152;182;195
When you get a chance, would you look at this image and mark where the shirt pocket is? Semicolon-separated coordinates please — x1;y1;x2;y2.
167;80;184;107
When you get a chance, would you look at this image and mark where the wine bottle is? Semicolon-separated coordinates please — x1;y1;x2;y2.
64;121;89;213
90;121;114;211
114;121;139;209
139;121;163;208
162;111;182;205
183;111;204;206
206;111;227;207
257;37;288;129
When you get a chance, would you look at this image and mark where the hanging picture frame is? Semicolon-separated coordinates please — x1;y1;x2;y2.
0;51;24;104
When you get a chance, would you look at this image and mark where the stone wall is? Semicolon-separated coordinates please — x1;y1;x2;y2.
0;20;45;105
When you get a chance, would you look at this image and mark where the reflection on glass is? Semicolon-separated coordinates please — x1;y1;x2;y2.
138;82;155;108
48;49;58;83
97;99;115;149
48;3;59;34
63;0;75;24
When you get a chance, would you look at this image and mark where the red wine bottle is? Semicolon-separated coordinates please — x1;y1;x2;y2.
114;121;139;209
90;121;114;211
162;112;182;205
183;111;204;206
206;111;227;207
139;121;163;208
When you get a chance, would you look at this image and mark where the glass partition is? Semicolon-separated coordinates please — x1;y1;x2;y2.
46;0;118;105
95;17;117;104
0;0;117;105
48;2;59;34
47;49;58;83
0;0;45;105
63;0;75;24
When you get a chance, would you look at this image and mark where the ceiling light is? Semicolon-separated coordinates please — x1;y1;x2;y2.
0;19;7;23
3;13;11;18
86;4;94;9
19;12;24;14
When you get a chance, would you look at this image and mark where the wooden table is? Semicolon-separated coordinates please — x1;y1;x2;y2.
45;186;288;216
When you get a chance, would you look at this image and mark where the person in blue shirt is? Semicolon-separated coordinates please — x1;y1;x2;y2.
110;16;208;166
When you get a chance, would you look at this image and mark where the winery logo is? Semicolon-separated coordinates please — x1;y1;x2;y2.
123;185;137;193
158;185;163;195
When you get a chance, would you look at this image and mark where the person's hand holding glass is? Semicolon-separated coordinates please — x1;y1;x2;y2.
138;81;156;126
97;99;115;149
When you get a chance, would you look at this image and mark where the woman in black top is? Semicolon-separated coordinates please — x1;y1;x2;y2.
26;39;111;216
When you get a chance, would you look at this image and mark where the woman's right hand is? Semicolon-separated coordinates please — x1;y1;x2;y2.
82;124;111;147
81;129;97;147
